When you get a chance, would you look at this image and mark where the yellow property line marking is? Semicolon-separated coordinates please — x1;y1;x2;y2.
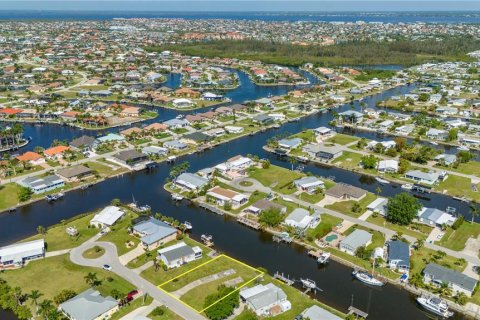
157;254;264;314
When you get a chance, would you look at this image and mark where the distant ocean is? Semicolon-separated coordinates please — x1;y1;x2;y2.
0;11;479;23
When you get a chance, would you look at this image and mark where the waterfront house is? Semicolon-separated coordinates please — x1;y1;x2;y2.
339;229;372;255
377;159;399;173
132;217;177;250
17;174;64;194
0;239;45;269
302;144;343;161
426;128;448;141
163;140;188;151
43;145;70;160
59;289;118;320
366;197;388;216
163;118;189;129
157;241;203;269
90;206;125;229
445;119;467;129
112;150;148;168
293;176;325;194
142;146;168;157
182;132;212;145
284;208;320;230
338;110;363;124
313;127;334;137
395;124;415;135
240;283;291;317
173;98;194;108
207;186;248;208
325;183;367;201
367;140;396;150
224;126;244;134
252;114;274;125
278;138;302;150
96;133;125;144
417;207;457;227
387;241;410;273
57;165;94;182
405;170;440;185
246;199;286;215
69;135;97;152
16;151;45;166
435;154;457;166
120;127;143;138
144;122;168;133
175;172;209;192
423;263;477;297
301;305;342;320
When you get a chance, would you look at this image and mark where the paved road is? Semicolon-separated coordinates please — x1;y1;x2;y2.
230;177;480;265
70;238;205;320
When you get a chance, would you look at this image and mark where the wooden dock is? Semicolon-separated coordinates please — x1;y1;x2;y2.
274;271;295;286
237;217;261;230
198;203;224;216
348;306;368;319
273;235;292;244
308;250;322;259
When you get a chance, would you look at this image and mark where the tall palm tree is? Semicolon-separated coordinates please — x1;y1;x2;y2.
38;299;54;320
84;272;98;287
470;201;479;224
29;290;43;315
289;156;297;171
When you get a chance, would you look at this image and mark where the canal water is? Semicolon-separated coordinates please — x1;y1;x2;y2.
0;70;474;319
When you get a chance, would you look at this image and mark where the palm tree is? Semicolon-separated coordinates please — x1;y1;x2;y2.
409;273;423;288
38;299;54;320
13;286;24;305
470;201;479;224
414;238;424;250
84;272;98;287
438;282;452;298
288;156;297;171
29;290;43;315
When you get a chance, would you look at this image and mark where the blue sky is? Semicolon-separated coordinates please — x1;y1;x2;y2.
1;1;480;12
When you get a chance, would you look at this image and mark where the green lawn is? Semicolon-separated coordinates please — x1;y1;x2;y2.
298;191;324;204
447;161;480;177
148;306;183;320
83;246;105;259
292;129;316;143
436;174;480;201
231;191;268;214
326;133;359;145
436;222;480;251
0;254;134;309
331;151;363;171
325;193;377;217
367;215;431;239
23;212;99;251
307;214;342;240
344;225;385;250
98;211;140;255
85;161;127;177
110;296;153;320
0;183;21;211
410;247;467;276
247;165;303;194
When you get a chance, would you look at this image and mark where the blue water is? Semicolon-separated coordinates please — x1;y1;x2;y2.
0;10;479;23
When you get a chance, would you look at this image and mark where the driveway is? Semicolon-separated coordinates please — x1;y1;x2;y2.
70;240;205;320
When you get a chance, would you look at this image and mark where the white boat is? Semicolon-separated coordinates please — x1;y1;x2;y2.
300;278;317;289
172;194;184;201
429;141;439;146
46;192;65;202
352;270;384;287
167;156;176;163
416;295;453;318
401;183;413;190
317;252;331;264
375;177;390;185
183;221;193;230
457;146;469;151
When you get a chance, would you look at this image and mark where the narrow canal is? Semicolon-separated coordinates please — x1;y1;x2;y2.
0;70;474;319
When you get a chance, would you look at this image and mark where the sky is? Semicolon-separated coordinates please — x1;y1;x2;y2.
1;1;480;12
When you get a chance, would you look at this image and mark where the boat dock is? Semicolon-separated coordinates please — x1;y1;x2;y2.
308;250;322;259
273;271;295;286
348;306;368;319
198;203;224;216
273;235;292;243
237;217;261;230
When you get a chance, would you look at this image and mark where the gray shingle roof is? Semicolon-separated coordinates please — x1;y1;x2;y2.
388;240;410;268
60;289;117;320
133;218;176;246
424;263;477;292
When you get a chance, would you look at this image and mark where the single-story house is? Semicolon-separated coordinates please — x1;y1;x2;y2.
405;170;440;185
182;132;212;145
57;165;94;182
17;174;65;194
175;173;209;192
252;114;274;125
163;118;189;129
112;150;148;167
173;98;194;108
387;240;410;273
157;241;202;269
142;146;168;157
293;176;325;194
423;263;477;297
164;140;188;150
43;145;70;160
426;128;448;141
284;208;320;230
366;197;388;216
207;186;249;208
325;183;367;201
313;127;334;137
224;126;244;134
435;154;457;166
301;305;343;320
90;206;125;228
338;110;363;123
240;283;291;317
278;138;302;150
339;229;372;255
96;133;125;143
59;289;119;320
246;199;286;215
132;217;177;250
0;239;45;268
16;151;45;166
69;135;97;152
417;207;457;227
302;144;343;160
377;159;399;173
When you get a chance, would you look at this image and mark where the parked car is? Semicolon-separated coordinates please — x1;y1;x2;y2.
102;264;112;271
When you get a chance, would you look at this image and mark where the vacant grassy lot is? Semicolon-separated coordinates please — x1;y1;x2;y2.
247;165;303;194
332;151;363;171
292;129;316;142
85;161;127;177
367;215;431;239
325;193;377;217
410;247;467;276
298;191;324;204
0;183;21;211
24;212;99;251
0;254;134;306
326;133;359;145
436;222;480;251
436;174;480;201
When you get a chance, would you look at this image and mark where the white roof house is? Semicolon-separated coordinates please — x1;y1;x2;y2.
367;197;388;216
405;170;440;185
417;207;457;227
302;305;343;320
339;229;372;255
240;283;291;317
157;241;202;269
377;159;398;173
90;206;125;228
284;208;319;230
0;239;45;267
